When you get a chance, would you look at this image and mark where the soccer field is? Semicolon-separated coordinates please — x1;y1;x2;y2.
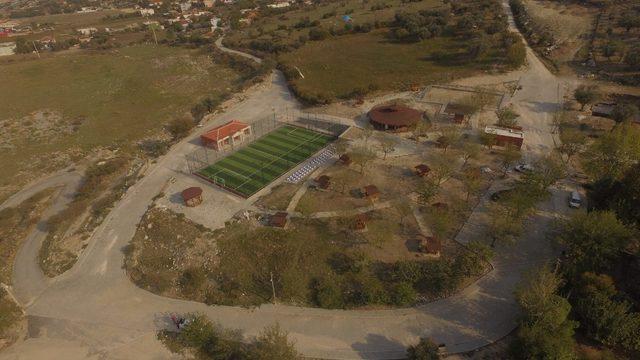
197;124;334;197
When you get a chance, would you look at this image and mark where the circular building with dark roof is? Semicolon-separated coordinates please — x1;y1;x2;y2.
368;105;423;132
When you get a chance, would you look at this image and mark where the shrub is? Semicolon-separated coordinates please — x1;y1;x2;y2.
167;116;195;139
391;282;418;306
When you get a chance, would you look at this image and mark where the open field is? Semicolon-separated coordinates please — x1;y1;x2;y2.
280;30;508;100
197;125;334;197
0;44;243;201
225;0;444;49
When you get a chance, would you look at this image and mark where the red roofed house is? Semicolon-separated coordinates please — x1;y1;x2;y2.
182;187;203;207
201;120;252;150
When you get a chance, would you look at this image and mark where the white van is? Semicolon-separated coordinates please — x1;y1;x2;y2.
569;191;582;208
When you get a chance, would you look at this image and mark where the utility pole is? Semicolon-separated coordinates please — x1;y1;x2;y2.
270;272;276;304
32;41;40;58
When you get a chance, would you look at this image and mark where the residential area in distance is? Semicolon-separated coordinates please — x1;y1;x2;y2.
0;0;639;359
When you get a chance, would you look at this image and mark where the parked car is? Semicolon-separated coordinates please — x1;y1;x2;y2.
491;188;514;202
569;191;582;208
515;164;534;173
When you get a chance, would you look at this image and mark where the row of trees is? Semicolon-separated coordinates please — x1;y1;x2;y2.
159;315;298;360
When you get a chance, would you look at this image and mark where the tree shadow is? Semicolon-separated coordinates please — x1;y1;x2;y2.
351;333;407;360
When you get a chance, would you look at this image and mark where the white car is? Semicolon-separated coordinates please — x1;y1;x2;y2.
569;191;582;208
515;164;534;173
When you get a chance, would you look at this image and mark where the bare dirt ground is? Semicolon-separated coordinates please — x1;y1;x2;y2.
524;0;595;64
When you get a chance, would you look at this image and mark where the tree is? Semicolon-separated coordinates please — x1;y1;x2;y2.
624;47;640;69
618;13;640;33
333;138;350;156
430;153;457;185
521;155;565;194
377;134;398;160
511;266;576;360
250;324;298;360
498;144;521;176
406;338;440;360
601;40;625;61
461;167;483;201
415;179;439;206
394;200;413;228
558;128;586;163
556;211;634;280
574;85;599;111
459;142;481;167
610;103;639;123
436;127;460;153
167;116;194;139
479;130;497;149
411;120;432;143
495;107;519;128
486;203;522;247
360;123;375;145
350;146;376;174
573;272;640;352
331;169;356;194
582;122;640;180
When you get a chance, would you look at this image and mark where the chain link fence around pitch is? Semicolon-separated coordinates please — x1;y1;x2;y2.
185;112;349;174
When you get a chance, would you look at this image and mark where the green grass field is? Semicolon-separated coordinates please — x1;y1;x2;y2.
197;125;333;197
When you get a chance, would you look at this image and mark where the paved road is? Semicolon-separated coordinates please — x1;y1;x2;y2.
1;3;570;359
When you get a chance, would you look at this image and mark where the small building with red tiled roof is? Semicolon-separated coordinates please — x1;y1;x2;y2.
182;187;203;207
269;211;288;228
362;185;380;201
414;164;430;177
417;235;441;257
201;120;252;150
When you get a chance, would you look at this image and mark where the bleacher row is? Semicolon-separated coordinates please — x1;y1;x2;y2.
285;146;336;184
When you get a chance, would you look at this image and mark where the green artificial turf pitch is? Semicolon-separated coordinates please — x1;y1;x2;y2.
197;125;333;197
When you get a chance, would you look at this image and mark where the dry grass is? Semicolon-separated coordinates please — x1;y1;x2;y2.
0;44;242;202
254;183;302;211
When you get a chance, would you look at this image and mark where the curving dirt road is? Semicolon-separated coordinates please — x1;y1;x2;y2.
1;4;573;359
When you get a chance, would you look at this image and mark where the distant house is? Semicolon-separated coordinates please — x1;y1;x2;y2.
203;0;216;7
443;103;475;124
417;235;441;257
149;0;163;7
0;42;16;57
268;1;290;8
0;20;19;32
269;212;288;228
362;185;380;201
484;125;524;149
414;164;430;177
201;120;252;150
140;8;155;16
181;187;203;207
77;27;98;36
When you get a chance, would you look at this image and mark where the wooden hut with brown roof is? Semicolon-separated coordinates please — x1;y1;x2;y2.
368;105;423;132
362;185;380;201
269;212;288;228
417;235;441;257
353;213;368;231
414;164;431;177
181;187;203;207
315;175;331;190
